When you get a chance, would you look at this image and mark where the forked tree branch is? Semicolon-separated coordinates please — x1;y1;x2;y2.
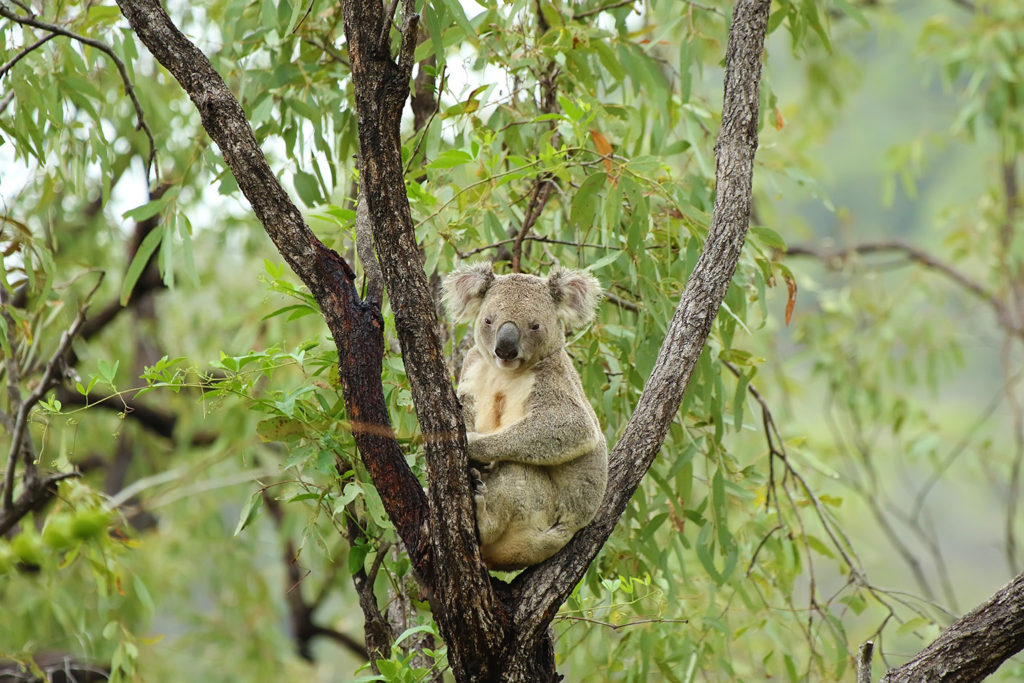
112;0;772;679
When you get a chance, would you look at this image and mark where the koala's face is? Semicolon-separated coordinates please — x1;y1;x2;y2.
474;275;564;371
443;263;602;373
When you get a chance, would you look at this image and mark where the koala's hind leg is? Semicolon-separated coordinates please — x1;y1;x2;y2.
482;519;574;570
472;463;514;545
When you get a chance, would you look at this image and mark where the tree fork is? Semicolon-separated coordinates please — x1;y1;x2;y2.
113;0;775;679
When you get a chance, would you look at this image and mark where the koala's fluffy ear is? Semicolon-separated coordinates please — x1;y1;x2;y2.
548;267;602;328
443;262;495;322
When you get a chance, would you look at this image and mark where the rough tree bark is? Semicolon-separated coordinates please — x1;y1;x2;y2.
880;571;1024;682
111;0;771;679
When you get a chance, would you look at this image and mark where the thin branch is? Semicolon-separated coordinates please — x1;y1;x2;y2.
786;241;1022;336
604;291;639;313
511;179;554;272
290;0;315;34
3;275;102;511
557;615;689;630
572;0;636;20
459;235;608;258
0;32;58;80
54;387;217;446
0;4;158;180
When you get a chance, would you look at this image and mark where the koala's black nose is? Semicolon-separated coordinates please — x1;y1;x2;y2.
495;322;520;360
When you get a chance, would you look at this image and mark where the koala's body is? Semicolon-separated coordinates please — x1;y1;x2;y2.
443;263;607;570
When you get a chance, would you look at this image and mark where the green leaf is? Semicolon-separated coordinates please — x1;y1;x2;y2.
120;226;164;305
751;226;786;250
426;149;475;169
347;540;370;574
571;172;606;229
122;195;169;222
97;359;120;385
233;489;264;536
293;170;322;206
586;250;622;273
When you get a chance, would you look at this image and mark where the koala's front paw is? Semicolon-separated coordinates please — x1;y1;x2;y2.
468;466;488;496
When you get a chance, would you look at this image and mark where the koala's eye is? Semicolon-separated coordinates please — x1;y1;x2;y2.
529;322;541;331
483;317;493;326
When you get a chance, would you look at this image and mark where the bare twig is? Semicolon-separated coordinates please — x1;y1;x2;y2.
511;179;554;272
290;0;315;34
459;234;608;258
0;5;158;180
572;0;636;20
786;241;1022;337
557;615;689;630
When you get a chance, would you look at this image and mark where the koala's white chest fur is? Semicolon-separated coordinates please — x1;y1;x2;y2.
460;357;535;434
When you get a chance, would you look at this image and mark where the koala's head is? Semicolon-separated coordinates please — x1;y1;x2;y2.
443;263;601;371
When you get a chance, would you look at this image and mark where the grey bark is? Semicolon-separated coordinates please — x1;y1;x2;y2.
881;572;1024;682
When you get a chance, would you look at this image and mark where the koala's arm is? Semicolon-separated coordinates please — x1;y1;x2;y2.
467;398;602;467
456;349;481;433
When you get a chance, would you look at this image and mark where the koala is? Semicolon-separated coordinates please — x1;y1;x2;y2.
442;263;608;570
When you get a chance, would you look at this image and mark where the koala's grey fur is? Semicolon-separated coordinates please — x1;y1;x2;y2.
442;263;608;570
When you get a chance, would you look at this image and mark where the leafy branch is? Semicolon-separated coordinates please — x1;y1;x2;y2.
0;2;158;179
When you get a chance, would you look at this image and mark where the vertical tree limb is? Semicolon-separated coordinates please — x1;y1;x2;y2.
340;1;506;677
505;0;772;645
113;0;433;581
